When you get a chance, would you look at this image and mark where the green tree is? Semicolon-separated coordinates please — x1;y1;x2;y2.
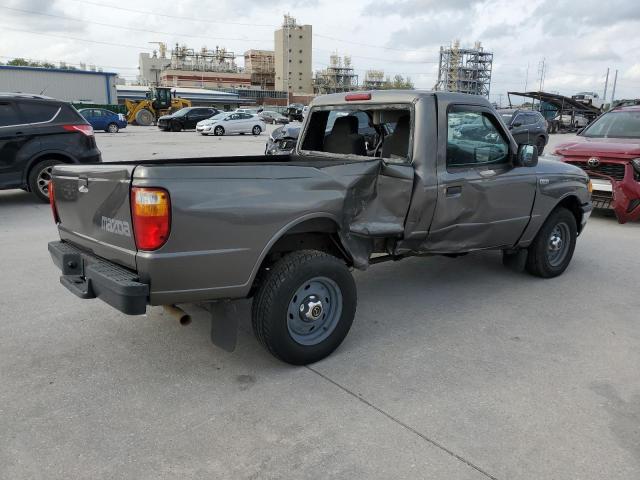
8;58;30;66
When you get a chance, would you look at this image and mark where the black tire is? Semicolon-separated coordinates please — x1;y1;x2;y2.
28;159;62;202
214;126;225;136
252;125;262;135
106;123;119;133
526;207;577;278
536;136;546;155
134;109;154;126
171;121;182;132
252;250;357;365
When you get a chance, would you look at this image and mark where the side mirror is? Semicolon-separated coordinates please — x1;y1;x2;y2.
517;144;538;167
512;121;522;128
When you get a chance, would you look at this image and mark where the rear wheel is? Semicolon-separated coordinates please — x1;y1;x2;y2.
134;109;154;126
28;159;62;202
214;126;225;136
536;136;546;155
526;207;577;278
252;125;262;135
252;250;357;365
106;122;119;133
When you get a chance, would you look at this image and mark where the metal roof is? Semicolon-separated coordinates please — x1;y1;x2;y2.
0;65;118;76
507;91;601;113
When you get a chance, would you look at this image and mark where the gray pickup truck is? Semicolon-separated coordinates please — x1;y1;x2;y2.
48;91;592;365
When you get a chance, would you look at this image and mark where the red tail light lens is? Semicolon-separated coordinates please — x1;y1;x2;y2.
131;187;171;251
63;124;94;136
345;93;371;101
49;181;60;223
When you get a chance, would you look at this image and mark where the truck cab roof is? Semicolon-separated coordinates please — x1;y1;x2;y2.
310;90;493;108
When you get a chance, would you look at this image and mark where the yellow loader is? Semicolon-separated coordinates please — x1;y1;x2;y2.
125;86;191;126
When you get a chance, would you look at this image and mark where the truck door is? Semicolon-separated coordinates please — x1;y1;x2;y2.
425;104;537;252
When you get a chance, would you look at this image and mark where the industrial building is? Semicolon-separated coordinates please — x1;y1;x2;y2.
0;65;118;103
244;50;275;89
314;54;359;94
362;70;386;89
435;41;493;97
274;15;313;94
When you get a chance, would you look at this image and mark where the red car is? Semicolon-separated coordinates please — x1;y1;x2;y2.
552;105;640;223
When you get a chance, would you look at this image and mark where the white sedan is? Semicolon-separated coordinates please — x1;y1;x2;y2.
196;112;266;136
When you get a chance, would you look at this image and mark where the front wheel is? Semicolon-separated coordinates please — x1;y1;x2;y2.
106;123;119;133
526;207;577;278
214;126;225;136
171;121;182;132
28;159;62;202
252;125;262;136
252;250;357;365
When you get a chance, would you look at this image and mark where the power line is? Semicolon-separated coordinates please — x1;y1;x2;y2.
61;0;441;55
0;5;271;44
64;0;278;27
1;6;440;66
0;24;153;50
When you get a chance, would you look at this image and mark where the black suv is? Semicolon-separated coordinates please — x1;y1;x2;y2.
157;107;219;131
497;109;549;154
0;93;101;201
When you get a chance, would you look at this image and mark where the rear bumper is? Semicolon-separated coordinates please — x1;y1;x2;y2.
48;240;148;315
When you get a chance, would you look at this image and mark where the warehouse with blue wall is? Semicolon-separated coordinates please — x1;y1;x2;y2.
0;65;118;104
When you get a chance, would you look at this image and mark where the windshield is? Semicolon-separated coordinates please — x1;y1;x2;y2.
582;111;640;138
172;108;191;117
209;113;228;121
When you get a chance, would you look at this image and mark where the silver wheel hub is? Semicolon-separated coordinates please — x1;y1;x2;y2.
548;233;563;251
299;295;323;322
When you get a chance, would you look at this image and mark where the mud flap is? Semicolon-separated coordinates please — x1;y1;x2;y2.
337;161;415;268
208;301;240;352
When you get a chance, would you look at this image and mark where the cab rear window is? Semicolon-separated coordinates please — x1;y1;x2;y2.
300;105;412;163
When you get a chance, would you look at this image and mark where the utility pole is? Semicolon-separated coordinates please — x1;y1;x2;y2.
603;67;610;102
537;58;546;92
610;69;618;105
497;93;503;108
524;61;529;91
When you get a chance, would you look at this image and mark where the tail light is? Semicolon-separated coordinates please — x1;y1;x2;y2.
49;181;60;223
63;124;94;136
345;93;371;101
131;187;171;251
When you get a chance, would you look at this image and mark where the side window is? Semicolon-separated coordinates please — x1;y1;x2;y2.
16;102;60;123
447;108;509;168
523;113;537;125
0;102;22;127
512;114;524;126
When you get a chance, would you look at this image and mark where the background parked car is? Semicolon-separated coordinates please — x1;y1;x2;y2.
0;93;101;201
78;108;127;133
285;103;305;122
158;107;219;131
259;110;289;125
196;112;266;136
265;124;301;154
497;109;548;153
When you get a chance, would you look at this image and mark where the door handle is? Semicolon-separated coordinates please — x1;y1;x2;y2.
446;185;462;197
15;131;24;136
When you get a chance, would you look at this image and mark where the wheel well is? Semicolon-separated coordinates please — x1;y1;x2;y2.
249;218;351;296
25;153;73;189
557;195;583;232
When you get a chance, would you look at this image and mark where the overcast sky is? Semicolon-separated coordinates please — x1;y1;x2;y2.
1;0;639;104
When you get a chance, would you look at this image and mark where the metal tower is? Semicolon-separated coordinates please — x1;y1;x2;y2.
435;41;493;97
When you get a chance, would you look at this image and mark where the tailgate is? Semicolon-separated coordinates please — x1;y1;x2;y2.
52;163;138;269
